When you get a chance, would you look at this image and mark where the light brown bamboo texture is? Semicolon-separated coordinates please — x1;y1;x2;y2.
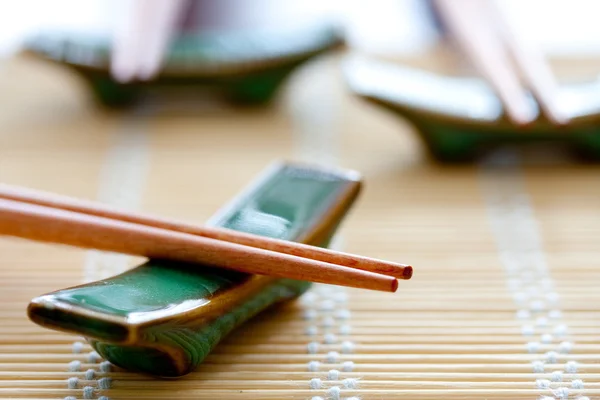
0;45;599;400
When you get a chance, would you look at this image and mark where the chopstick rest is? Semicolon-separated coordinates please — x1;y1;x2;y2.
20;23;343;108
27;162;365;377
344;56;600;163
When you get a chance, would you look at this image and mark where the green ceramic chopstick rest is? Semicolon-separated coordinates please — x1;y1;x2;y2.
21;24;343;108
344;56;600;162
27;162;362;377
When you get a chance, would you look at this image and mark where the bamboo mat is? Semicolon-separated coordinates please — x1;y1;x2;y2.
1;50;599;400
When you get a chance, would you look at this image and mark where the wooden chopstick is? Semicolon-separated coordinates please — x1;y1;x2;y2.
0;197;398;293
489;1;567;125
432;0;536;125
111;0;187;82
0;183;412;280
432;0;567;126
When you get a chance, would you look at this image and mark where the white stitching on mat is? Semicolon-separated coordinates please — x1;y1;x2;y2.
291;62;352;398
67;377;78;389
72;342;84;354
64;123;150;400
99;361;112;374
83;386;95;399
481;152;584;400
85;369;96;380
87;351;101;364
68;360;81;372
83;125;150;283
303;235;357;399
310;378;323;389
328;386;342;400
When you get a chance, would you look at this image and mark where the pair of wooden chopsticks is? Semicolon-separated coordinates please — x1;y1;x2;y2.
0;183;411;292
432;0;566;126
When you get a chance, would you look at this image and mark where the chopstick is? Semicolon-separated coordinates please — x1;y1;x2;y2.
111;0;187;82
0;198;397;292
489;1;567;125
0;184;413;292
0;183;412;280
431;0;567;126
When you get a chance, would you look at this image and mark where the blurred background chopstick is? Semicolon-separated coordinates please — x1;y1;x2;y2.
111;0;188;82
110;0;568;125
432;0;567;126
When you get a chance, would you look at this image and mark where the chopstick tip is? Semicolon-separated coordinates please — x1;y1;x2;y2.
547;110;570;127
390;278;399;293
403;266;413;280
111;65;136;84
507;109;537;127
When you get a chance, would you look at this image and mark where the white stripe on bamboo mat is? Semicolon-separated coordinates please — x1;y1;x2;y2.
288;56;340;168
480;151;587;400
83;116;151;283
287;55;353;399
69;112;152;400
301;236;359;400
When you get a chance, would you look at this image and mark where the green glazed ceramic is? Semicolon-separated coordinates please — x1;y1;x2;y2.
27;162;362;377
344;56;600;162
21;23;343;108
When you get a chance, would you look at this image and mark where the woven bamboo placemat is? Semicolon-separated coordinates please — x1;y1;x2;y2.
0;50;599;399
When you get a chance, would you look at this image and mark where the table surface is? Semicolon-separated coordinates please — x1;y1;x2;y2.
0;40;599;400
